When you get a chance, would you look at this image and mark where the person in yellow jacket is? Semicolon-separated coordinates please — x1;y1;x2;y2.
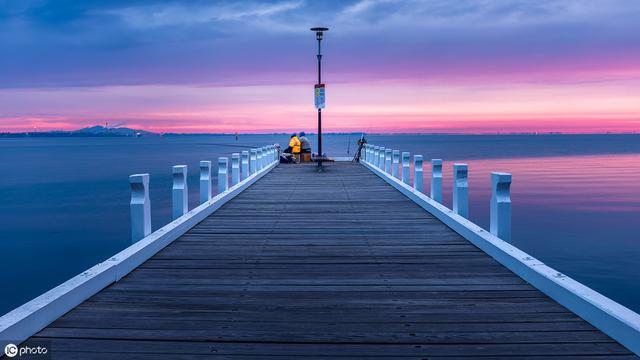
285;133;301;156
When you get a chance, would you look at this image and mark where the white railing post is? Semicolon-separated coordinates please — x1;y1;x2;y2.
129;174;151;243
392;150;400;178
241;151;249;180
374;146;380;167
401;152;410;184
218;157;228;194
262;146;267;167
385;148;392;174
265;146;271;164
270;145;276;163
431;159;443;203
367;145;372;163
172;165;188;220
231;153;240;186
413;155;423;192
491;172;512;241
199;161;212;204
257;148;263;171
250;149;257;174
262;147;268;168
453;163;469;218
378;147;385;169
264;146;270;166
371;146;376;165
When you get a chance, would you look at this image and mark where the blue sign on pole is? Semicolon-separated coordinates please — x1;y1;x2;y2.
314;84;325;109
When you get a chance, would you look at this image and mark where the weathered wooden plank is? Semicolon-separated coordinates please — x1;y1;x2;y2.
25;337;635;357
56;308;585;323
37;327;615;344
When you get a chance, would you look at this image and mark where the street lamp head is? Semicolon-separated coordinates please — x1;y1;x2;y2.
310;27;329;40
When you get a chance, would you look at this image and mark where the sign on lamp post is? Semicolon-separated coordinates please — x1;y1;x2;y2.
314;84;325;109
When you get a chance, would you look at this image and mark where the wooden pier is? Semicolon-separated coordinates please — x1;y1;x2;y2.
9;161;638;359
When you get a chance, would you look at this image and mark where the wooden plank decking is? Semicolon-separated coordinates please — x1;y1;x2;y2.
23;162;636;359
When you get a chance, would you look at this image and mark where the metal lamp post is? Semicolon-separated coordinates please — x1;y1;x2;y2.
311;27;328;171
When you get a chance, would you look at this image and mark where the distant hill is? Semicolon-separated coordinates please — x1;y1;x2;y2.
74;125;156;136
0;125;157;137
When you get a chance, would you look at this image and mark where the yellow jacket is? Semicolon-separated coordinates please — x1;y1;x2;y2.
289;136;301;153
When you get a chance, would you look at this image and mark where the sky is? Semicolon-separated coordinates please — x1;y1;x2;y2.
1;0;639;134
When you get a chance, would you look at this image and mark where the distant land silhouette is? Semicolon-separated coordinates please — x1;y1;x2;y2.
1;125;638;137
0;125;156;137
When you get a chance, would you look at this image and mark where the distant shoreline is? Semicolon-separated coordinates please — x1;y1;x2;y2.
2;132;639;138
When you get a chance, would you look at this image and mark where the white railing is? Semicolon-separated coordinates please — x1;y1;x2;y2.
0;144;279;349
129;144;278;243
363;143;508;238
361;143;640;355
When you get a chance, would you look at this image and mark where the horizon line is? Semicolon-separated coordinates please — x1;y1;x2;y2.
3;130;640;136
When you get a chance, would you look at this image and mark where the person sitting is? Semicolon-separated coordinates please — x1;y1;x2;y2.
299;132;312;153
283;133;301;162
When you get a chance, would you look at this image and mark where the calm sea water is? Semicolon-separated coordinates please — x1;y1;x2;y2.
1;134;639;316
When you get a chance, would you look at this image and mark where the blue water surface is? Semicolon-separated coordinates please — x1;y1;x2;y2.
0;134;639;315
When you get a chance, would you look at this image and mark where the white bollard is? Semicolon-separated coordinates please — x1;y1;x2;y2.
231;153;240;186
250;149;257;174
199;161;212;204
491;172;512;241
129;174;151;243
402;152;410;184
392;150;400;178
241;151;249;180
431;159;443;202
385;148;392;174
378;147;385;169
172;165;188;220
453;163;469;218
413;155;423;192
218;157;228;194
